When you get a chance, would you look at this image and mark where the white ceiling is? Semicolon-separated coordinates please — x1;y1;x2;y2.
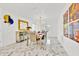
0;3;67;18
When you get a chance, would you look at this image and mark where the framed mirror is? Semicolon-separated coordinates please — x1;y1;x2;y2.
18;19;28;31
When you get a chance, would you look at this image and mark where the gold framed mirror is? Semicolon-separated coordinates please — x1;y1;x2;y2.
18;19;28;31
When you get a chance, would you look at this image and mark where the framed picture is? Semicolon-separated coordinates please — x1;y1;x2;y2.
64;3;79;43
18;19;28;31
69;3;75;22
63;10;68;37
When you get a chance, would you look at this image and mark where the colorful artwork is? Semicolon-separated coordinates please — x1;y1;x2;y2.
69;4;75;22
3;15;14;25
63;3;79;43
74;4;79;20
64;11;68;24
63;10;68;37
68;23;74;39
73;21;79;42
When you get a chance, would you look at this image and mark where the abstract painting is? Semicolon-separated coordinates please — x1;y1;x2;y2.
3;15;14;25
63;3;79;43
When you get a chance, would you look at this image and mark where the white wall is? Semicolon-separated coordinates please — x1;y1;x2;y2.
58;3;79;56
0;9;3;47
0;13;17;47
0;13;28;47
0;10;33;47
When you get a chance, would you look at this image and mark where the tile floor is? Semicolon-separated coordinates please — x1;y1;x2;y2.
0;37;68;56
